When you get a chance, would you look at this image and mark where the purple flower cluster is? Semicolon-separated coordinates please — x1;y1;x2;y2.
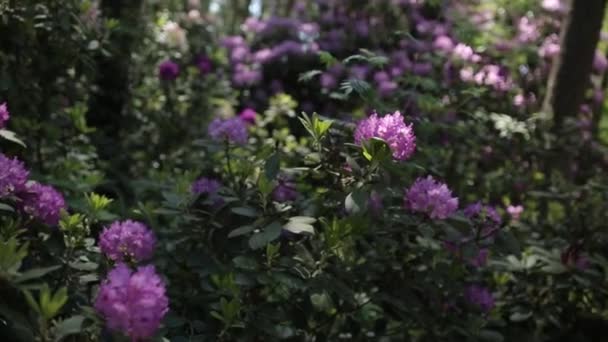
95;264;168;341
506;205;523;221
0;153;29;197
464;202;501;226
20;182;66;226
238;108;257;125
208;117;248;144
465;284;495;313
272;179;298;202
354;111;416;161
158;60;180;81
191;177;221;196
368;191;383;216
99;220;156;262
469;248;490;268
0;102;9;128
195;54;213;75
404;176;458;220
1;145;66;226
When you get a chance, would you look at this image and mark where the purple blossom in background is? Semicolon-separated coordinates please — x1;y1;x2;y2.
208;117;248;144
391;51;412;70
368;191;383;216
593;89;604;106
390;65;405;78
378;81;398;97
453;43;479;62
299;22;320;37
95;264;169;341
0;153;29;197
195;55;213;74
272;179;298;202
459;67;474;82
469;248;489;268
348;65;368;80
20;182;66;226
253;48;275;64
354;20;370;37
238;108;257;125
465;285;495;313
593;51;608;73
320;73;338;89
561;246;589;270
242;17;266;33
506;205;523;221
542;0;564;12
539;34;560;59
374;71;390;84
464;202;502;226
516;17;539;43
471;65;512;91
433;35;454;52
191;177;221;196
230;46;250;63
513;93;526;108
221;35;246;49
412;62;432;76
232;64;262;86
354;111;416;161
99;220;156;262
0;102;9;128
158;60;180;81
404;176;458;219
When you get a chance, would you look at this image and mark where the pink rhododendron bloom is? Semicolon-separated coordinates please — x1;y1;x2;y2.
404;176;458;219
354;111;416;161
99;220;156;262
208;117;248;144
0;102;9;128
465;285;494;312
0;153;28;197
506;205;523;221
19;182;66;226
95;264;169;341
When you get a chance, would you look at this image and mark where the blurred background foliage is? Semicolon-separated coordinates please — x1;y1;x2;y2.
1;0;608;341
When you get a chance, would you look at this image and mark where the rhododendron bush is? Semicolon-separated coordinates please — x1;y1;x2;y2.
1;0;608;341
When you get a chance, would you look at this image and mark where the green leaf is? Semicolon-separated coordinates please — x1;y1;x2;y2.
265;152;280;180
68;262;98;271
228;225;256;238
44;287;68;320
14;265;61;283
312;113;333;139
23;289;41;314
233;256;258;271
345;191;367;215
283;216;316;235
478;329;504;342
53;315;85;341
298;70;322;82
249;222;282;250
509;311;532;322
231;207;258;217
0;129;26;147
318;51;338;67
0;202;14;212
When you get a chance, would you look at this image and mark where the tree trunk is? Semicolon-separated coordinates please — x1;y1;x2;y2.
542;0;607;130
87;0;144;159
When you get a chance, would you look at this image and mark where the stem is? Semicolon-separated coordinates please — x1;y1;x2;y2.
224;141;234;186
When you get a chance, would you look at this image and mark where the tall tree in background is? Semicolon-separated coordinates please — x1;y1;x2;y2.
542;0;607;130
87;0;144;160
